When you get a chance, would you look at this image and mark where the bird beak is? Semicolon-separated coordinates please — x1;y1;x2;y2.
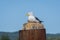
25;14;29;16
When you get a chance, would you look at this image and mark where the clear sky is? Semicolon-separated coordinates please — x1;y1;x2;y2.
0;0;60;33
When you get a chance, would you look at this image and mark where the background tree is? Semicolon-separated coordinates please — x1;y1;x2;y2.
16;37;19;40
1;34;10;40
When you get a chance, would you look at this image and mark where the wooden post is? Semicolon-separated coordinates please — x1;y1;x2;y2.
19;29;46;40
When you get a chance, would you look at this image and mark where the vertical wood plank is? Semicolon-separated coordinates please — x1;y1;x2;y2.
19;29;46;40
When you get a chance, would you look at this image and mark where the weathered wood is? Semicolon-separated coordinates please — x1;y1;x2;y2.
19;29;46;40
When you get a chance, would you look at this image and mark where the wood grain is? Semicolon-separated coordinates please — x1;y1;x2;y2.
19;29;46;40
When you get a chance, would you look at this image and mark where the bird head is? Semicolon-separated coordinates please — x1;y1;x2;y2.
26;12;33;16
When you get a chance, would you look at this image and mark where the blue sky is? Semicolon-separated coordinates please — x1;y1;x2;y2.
0;0;60;33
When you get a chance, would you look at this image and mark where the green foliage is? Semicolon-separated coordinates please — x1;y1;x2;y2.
47;37;60;40
16;37;19;40
1;34;10;40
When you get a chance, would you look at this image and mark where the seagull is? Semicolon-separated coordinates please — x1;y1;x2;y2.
26;12;43;23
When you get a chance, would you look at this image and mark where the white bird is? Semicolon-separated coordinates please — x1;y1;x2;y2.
26;12;43;23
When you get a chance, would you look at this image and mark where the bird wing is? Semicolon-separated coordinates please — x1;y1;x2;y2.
35;17;43;23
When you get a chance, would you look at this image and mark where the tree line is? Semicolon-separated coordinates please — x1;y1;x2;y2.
47;37;60;40
0;34;10;40
0;34;18;40
0;34;60;40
